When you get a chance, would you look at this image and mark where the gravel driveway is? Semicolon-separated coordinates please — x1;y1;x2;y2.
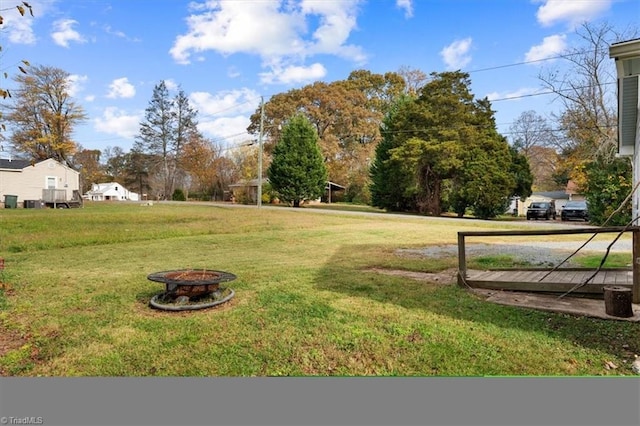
398;239;632;267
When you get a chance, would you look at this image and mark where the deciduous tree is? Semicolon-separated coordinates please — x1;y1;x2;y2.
509;110;556;155
582;158;632;226
397;66;429;96
179;135;230;200
508;146;534;201
538;22;637;178
248;70;405;203
103;146;128;182
125;150;155;200
7;65;86;164
71;147;106;193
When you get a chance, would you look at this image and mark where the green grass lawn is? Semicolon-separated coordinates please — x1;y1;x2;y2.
0;202;638;376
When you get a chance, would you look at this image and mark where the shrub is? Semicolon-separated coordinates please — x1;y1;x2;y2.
172;188;186;201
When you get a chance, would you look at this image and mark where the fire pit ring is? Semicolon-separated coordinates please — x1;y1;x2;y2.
147;269;236;311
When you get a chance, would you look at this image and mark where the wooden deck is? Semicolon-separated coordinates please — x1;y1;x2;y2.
457;226;640;302
464;268;632;295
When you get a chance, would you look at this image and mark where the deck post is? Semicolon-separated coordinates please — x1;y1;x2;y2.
633;228;640;304
457;232;466;287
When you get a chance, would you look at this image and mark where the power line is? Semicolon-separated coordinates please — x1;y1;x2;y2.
465;49;594;74
196;98;257;120
489;80;617;103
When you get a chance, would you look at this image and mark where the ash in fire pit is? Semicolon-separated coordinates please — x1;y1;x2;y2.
148;269;236;311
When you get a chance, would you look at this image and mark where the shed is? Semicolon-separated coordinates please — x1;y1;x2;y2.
324;181;346;203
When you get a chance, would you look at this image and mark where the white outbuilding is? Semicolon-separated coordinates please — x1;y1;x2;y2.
85;182;139;201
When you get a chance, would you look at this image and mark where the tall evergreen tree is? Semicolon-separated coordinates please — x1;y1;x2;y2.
447;98;515;219
134;81;173;198
268;115;327;207
134;81;200;199
371;71;518;218
370;96;418;211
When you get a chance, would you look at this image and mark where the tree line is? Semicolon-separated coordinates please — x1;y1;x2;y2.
1;20;637;222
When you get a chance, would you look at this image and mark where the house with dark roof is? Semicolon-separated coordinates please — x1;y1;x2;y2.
0;158;80;208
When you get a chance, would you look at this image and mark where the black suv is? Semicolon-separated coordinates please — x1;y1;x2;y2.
560;200;589;222
526;201;556;220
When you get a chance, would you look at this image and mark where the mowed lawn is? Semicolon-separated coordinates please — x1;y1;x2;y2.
0;202;638;376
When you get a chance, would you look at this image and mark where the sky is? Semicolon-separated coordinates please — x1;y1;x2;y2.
0;0;639;158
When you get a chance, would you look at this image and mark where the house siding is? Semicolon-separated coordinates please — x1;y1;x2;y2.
0;158;79;206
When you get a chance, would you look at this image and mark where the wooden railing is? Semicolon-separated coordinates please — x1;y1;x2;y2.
457;226;640;303
42;188;68;202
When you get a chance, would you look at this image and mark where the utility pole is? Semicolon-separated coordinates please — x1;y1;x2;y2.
257;96;264;208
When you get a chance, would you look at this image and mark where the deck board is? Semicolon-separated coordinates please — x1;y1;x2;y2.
464;268;632;294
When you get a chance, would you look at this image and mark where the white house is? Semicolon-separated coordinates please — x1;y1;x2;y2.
0;157;80;207
610;38;640;222
85;182;139;201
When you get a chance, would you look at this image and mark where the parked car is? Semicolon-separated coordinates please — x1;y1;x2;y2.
561;200;589;222
526;201;556;220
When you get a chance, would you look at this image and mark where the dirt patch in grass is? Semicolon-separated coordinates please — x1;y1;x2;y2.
471;289;640;323
366;267;457;285
0;326;27;355
0;326;30;376
0;282;30;375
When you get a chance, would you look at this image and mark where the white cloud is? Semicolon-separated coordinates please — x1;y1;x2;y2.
486;87;541;102
1;0;55;45
259;62;327;85
170;1;303;64
299;0;366;60
169;0;365;83
5;14;37;45
104;25;126;38
103;24;140;42
227;66;241;78
396;0;414;18
51;19;87;48
94;107;141;139
163;79;179;92
106;78;136;99
440;38;472;70
189;88;260;116
189;88;263;143
198;116;252;144
525;34;567;63
535;0;612;28
66;74;88;98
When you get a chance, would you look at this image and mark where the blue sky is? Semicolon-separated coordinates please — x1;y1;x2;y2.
1;0;638;157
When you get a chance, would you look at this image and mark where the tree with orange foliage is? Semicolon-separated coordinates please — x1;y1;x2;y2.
6;65;86;165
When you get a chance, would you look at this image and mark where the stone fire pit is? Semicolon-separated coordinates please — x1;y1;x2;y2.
147;269;236;311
